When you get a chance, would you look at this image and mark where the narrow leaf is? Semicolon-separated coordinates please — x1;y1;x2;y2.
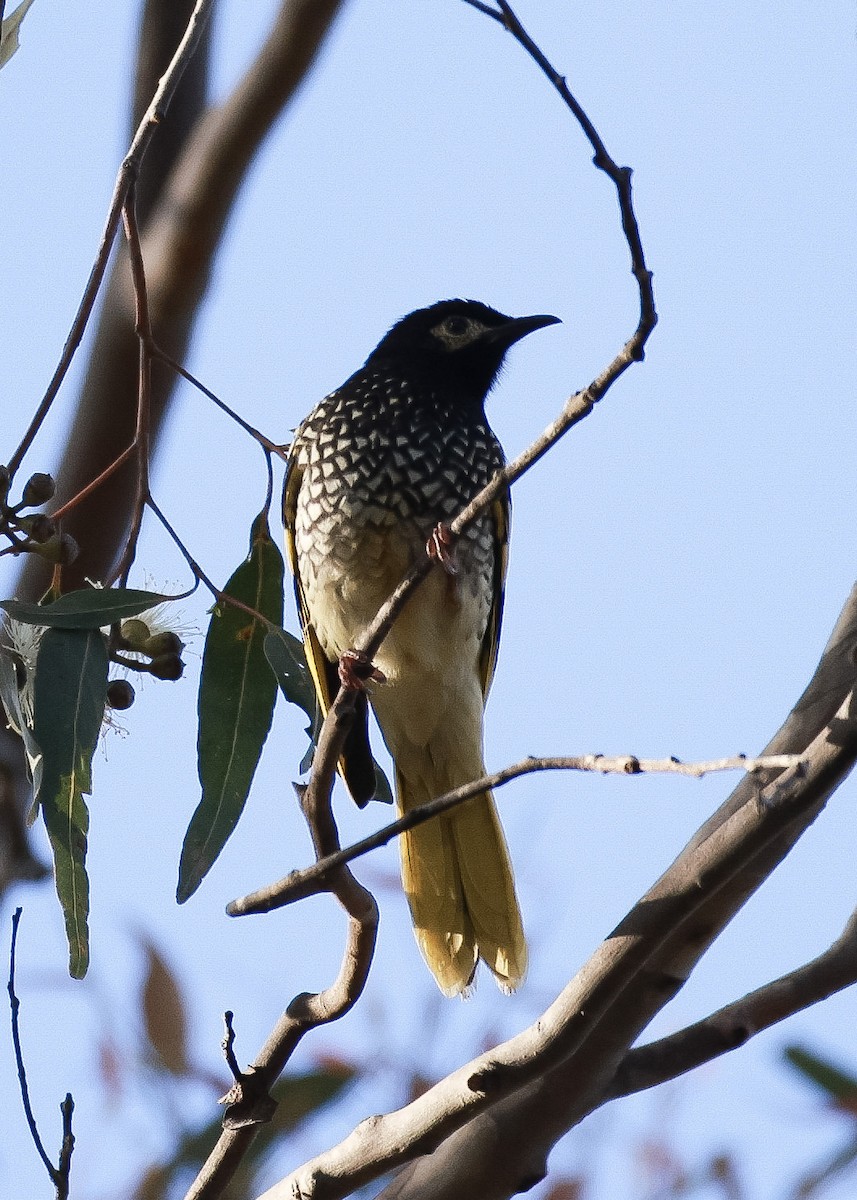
177;513;284;903
264;628;394;804
1;587;170;629
263;627;317;716
0;0;36;70
140;937;188;1075
33;627;108;978
785;1045;857;1104
0;640;42;806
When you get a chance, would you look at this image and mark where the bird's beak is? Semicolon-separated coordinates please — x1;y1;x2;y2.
486;313;562;348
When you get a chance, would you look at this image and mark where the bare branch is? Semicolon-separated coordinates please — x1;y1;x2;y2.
609;906;857;1099
376;587;857;1200
229;753;802;916
255;689;857;1199
184;786;378;1200
8;908;75;1196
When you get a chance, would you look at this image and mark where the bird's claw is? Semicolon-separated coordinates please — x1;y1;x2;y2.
338;649;386;691
427;522;458;576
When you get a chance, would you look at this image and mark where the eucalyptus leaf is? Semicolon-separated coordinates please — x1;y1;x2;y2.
263;627;317;718
33;627;108;978
1;587;170;630
177;513;284;903
785;1045;857;1102
264;628;393;804
0;640;42;808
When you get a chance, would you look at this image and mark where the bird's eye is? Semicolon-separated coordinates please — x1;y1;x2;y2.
442;316;471;337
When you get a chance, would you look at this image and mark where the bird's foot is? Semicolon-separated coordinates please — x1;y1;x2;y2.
427;522;458;576
338;649;386;691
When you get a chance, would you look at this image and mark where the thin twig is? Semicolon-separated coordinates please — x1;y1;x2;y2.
152;347;289;458
222;1012;244;1084
107;188;154;589
8;908;69;1190
5;0;214;483
49;444;137;522
296;0;659;864
229;753;801;915
56;1094;75;1200
146;494;283;631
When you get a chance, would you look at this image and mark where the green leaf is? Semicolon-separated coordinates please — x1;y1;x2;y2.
785;1045;857;1103
263;627;317;716
372;759;394;806
0;587;170;630
263;628;394;804
33;627;108;978
0;640;42;807
0;0;36;71
177;513;284;903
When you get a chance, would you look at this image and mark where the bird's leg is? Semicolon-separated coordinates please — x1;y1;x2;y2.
427;522;458;576
338;649;386;691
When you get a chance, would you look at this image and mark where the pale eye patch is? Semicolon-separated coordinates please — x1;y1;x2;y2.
430;315;492;349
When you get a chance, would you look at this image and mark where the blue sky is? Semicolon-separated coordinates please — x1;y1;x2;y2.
1;2;856;1196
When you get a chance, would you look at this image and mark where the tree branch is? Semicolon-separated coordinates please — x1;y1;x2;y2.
229;754;801;916
376;586;857;1199
608;906;857;1099
183;783;378;1200
253;677;857;1197
8;908;76;1197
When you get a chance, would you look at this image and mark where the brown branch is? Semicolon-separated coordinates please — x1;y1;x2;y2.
608;906;857;1100
19;0;345;600
229;754;801;916
0;0;217;897
106;188;155;589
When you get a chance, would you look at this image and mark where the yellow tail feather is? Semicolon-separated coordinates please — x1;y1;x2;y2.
396;767;527;996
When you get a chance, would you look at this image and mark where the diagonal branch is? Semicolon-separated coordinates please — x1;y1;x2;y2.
5;0;214;485
256;683;857;1199
229;754;801;915
374;586;857;1200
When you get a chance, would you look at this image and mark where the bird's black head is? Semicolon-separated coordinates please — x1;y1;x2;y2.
365;299;561;406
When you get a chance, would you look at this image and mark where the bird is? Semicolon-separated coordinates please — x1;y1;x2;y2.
283;299;560;995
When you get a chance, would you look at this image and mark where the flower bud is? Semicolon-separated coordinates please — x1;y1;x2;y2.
106;679;135;710
33;532;79;564
120;619;151;650
21;472;56;507
143;631;184;657
149;652;184;681
20;513;56;543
